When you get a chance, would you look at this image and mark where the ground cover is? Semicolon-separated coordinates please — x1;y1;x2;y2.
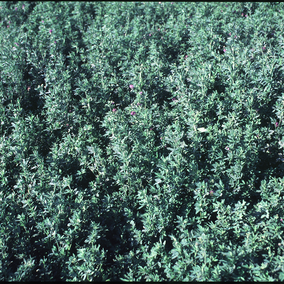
0;1;284;281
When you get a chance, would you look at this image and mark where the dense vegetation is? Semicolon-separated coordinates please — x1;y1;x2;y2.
0;1;284;281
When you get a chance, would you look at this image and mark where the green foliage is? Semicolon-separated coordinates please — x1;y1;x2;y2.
0;1;284;281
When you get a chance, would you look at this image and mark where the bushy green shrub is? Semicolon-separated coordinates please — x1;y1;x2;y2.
0;1;284;281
